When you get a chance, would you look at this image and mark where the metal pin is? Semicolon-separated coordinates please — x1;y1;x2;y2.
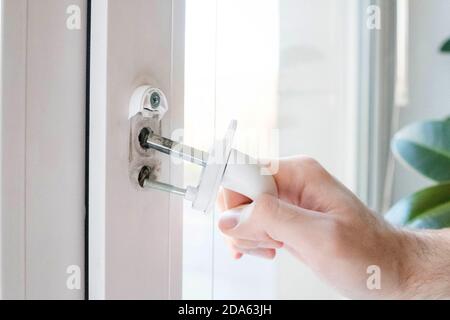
139;128;209;167
138;166;187;197
143;179;187;197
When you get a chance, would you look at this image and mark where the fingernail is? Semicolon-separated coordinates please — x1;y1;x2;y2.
234;252;243;260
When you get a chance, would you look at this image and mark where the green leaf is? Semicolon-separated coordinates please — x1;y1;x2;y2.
409;202;450;229
386;183;450;229
441;38;450;53
392;118;450;182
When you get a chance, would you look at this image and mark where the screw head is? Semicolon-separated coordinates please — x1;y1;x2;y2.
150;92;161;109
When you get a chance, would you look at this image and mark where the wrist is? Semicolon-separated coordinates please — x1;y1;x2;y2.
395;229;450;299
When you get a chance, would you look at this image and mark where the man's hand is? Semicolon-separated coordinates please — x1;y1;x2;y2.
217;156;450;299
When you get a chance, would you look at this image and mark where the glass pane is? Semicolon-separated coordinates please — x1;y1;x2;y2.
184;0;360;299
183;0;217;300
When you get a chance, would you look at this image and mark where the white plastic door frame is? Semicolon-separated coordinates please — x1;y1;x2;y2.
89;0;185;299
1;0;87;299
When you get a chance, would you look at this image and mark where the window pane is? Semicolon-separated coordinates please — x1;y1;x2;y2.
184;0;359;299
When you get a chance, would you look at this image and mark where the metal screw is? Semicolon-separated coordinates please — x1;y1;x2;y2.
150;92;161;109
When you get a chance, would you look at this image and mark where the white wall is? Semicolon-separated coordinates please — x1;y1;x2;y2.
392;0;450;203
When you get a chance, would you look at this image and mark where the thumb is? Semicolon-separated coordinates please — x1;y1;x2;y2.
219;194;322;246
218;203;256;235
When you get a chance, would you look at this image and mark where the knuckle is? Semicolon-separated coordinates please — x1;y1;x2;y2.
229;243;241;253
298;156;320;168
296;156;328;178
233;239;257;249
254;194;278;216
297;156;323;171
232;239;245;247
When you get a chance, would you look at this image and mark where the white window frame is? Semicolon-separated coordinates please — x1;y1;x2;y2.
357;0;398;212
2;0;184;300
1;0;88;299
89;0;185;300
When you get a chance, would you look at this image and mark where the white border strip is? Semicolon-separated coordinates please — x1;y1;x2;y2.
89;0;108;300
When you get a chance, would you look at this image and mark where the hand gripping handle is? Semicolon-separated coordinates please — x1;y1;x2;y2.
221;150;278;201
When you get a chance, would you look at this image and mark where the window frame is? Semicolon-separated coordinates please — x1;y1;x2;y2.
88;0;185;300
1;0;88;299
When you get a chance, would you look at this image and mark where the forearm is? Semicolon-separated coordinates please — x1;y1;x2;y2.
400;229;450;299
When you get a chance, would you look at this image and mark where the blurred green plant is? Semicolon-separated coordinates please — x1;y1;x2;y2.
441;38;450;53
385;117;450;228
386;38;450;229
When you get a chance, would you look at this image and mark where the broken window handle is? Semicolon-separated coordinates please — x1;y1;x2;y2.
129;86;277;213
